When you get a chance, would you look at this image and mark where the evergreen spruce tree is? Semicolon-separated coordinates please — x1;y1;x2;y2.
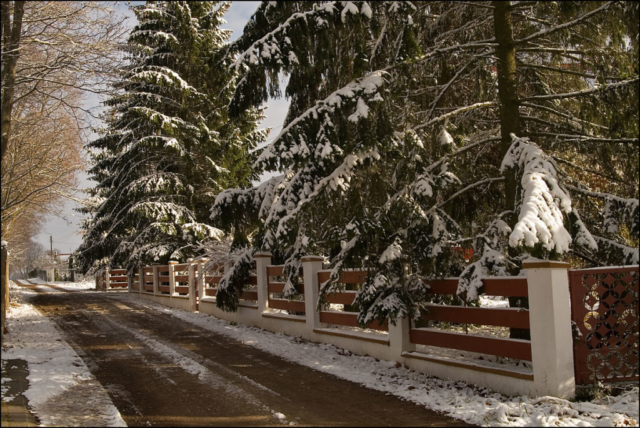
215;1;638;325
77;1;267;273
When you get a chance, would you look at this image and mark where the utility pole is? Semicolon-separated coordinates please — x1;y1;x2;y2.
50;235;53;259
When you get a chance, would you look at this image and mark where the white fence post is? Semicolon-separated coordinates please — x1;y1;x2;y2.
255;252;272;313
104;267;110;290
152;264;159;295
389;316;415;357
302;256;325;330
128;271;133;292
188;259;196;312
168;261;177;296
197;259;207;302
523;259;575;399
139;267;144;294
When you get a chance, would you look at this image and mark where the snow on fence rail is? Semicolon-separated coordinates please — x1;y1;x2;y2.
112;254;637;399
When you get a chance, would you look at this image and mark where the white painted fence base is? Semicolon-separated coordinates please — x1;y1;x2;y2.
140;292;193;312
131;255;577;399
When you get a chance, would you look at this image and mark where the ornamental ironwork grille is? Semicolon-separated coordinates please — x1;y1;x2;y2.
569;266;639;385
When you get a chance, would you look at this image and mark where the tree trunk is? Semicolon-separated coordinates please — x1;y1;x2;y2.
493;0;520;204
493;1;530;340
1;1;25;163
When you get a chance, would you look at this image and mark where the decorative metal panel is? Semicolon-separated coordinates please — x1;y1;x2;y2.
569;267;639;385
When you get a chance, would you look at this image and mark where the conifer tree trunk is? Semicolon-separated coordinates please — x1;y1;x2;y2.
493;1;519;214
493;1;530;340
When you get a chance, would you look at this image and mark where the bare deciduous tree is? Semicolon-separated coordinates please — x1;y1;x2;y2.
1;1;128;252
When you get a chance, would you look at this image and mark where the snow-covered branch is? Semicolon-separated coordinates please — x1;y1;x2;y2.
519;78;638;102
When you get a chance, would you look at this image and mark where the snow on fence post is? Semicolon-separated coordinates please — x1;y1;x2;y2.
168;261;178;296
104;267;110;290
127;271;133;292
197;258;207;302
255;252;272;313
302;256;325;330
523;259;575;399
152;264;159;295
138;267;144;294
187;259;196;312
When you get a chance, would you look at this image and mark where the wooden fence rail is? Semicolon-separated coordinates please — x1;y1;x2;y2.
109;254;636;399
410;277;532;361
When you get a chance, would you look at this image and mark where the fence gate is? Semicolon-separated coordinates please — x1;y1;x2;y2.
569;266;639;385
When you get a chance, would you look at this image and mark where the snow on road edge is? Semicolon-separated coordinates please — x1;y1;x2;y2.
1;282;127;427
114;293;639;427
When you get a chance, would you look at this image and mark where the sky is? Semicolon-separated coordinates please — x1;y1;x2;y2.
33;1;290;254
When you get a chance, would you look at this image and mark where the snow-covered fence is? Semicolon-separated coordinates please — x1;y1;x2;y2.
140;267;154;292
95;268;127;290
317;269;387;331
129;270;140;291
133;261;198;311
408;277;531;362
200;262;259;307
157;265;170;293
129;256;584;398
202;268;224;297
267;264;305;314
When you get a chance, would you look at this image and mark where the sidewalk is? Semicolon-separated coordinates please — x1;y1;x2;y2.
1;358;39;427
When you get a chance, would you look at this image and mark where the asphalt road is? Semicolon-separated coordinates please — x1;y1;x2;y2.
27;286;473;427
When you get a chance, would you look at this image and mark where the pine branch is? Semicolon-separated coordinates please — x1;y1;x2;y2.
518;63;622;80
426;57;479;121
525;132;638;144
438;177;505;209
515;2;613;46
552;156;633;187
519;78;639;102
520;101;609;130
566;185;639;205
413;101;497;132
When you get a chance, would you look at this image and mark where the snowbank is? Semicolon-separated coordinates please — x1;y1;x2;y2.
1;282;126;426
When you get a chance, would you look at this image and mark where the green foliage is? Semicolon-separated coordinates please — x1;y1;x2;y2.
210;1;638;321
78;1;266;273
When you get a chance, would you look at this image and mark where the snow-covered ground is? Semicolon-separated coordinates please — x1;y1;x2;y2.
25;277;96;291
2;281;638;427
114;292;638;427
1;281;126;426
